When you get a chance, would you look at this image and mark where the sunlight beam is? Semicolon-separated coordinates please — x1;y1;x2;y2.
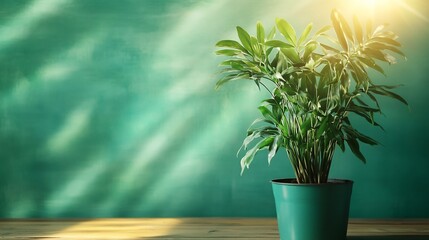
395;0;429;23
44;154;107;216
0;0;70;51
336;0;429;24
94;104;202;215
46;101;95;154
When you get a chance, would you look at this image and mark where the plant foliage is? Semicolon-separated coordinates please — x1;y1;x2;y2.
215;9;407;183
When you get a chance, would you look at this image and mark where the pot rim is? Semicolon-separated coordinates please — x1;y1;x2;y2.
271;178;353;185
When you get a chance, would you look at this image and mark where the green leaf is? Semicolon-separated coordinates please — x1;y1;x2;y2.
318;64;331;90
378;31;399;40
276;18;297;45
316;116;329;138
298;23;313;46
267;26;276;40
336;133;346;152
349;102;380;113
268;135;280;164
262;99;283;122
355;96;370;107
369;86;408;105
219;60;246;70
349;60;367;84
303;41;317;61
241;60;262;72
336;10;354;43
219;59;242;66
281;48;302;63
216;40;247;52
256;21;265;43
372;24;387;36
366;42;405;57
247;117;274;130
265;40;294;48
346;137;366;163
261;98;278;106
314;25;331;36
331;9;348;51
258;105;280;124
353;15;363;44
238;131;261;155
357;56;385;75
215;49;242;56
250;36;262;58
240;137;274;175
366;91;381;111
300;117;312;135
384;53;397;64
344;125;378;146
356;132;378;145
215;73;249;89
369;37;401;47
236;26;253;52
363;48;389;62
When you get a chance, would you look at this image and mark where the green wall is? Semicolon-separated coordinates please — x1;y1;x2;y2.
0;0;428;218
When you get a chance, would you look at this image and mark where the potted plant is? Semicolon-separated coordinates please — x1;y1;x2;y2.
215;9;407;240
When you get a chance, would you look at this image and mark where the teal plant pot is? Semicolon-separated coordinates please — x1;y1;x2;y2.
272;179;353;240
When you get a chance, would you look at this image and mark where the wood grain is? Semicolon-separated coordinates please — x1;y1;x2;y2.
0;218;428;239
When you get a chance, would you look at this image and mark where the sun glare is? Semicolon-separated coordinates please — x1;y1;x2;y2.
345;0;396;19
329;0;428;27
361;0;389;7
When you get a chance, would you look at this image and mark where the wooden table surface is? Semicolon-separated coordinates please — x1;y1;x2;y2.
0;218;428;239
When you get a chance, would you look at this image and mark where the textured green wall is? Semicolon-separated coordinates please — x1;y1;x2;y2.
0;0;428;218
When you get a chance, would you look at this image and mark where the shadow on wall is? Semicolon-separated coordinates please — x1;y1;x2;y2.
0;0;272;218
0;0;213;217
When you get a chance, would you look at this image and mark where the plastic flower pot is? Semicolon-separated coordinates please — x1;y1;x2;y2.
272;178;353;240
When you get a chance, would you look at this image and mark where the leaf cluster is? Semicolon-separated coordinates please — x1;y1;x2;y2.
215;9;407;183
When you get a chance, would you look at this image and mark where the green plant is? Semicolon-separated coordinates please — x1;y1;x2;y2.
215;9;407;183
